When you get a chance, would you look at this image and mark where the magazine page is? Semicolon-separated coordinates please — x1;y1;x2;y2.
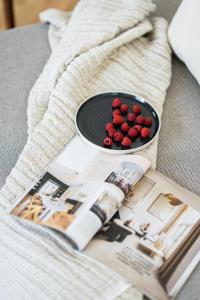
9;135;150;250
84;169;200;300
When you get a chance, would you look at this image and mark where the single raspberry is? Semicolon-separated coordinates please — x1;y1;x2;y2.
114;131;123;142
108;128;116;138
127;113;136;123
144;117;152;127
132;104;141;114
121;122;129;132
112;97;122;108
133;124;142;133
112;109;121;117
135;115;144;125
113;115;124;125
120;104;128;114
103;137;113;146
140;127;150;138
128;128;138;138
121;136;132;147
105;122;114;131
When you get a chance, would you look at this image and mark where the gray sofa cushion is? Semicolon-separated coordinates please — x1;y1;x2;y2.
0;1;199;300
157;56;200;195
0;24;50;186
153;0;182;21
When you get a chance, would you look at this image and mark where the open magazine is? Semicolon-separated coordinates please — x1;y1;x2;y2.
9;136;200;300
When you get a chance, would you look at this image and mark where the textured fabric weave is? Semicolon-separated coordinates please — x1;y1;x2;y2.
0;1;171;299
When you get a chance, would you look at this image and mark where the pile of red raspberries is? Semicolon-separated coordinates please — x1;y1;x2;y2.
103;97;152;148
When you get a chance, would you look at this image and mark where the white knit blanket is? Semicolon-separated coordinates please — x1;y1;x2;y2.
0;1;171;299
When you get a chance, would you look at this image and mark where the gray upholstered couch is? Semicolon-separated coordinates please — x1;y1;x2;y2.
0;0;199;299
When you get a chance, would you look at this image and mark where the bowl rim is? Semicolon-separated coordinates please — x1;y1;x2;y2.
75;91;160;154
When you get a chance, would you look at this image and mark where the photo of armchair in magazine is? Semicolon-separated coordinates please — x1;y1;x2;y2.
9;135;150;250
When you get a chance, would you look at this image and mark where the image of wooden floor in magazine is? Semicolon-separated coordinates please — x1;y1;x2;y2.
85;170;200;300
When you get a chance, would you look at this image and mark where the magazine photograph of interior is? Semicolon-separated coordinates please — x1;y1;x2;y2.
105;161;143;196
100;176;199;259
10;172;83;231
85;171;200;299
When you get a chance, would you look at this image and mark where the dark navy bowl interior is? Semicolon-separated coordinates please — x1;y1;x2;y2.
76;92;159;151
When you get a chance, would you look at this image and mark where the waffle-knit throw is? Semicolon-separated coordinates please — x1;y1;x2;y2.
0;1;171;299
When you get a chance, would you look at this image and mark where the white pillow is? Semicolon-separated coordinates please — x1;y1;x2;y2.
168;0;200;84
